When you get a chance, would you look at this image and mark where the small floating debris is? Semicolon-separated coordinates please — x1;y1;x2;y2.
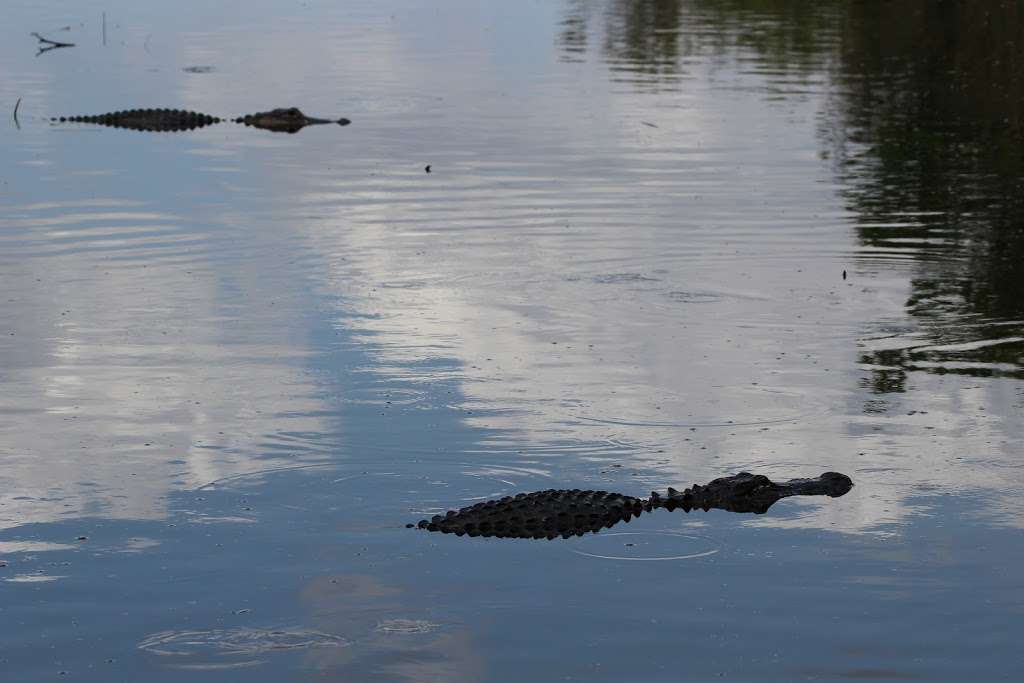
374;619;439;635
425;164;432;173
31;32;75;56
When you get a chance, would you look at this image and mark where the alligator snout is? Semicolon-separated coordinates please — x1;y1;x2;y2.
304;116;351;127
235;107;351;133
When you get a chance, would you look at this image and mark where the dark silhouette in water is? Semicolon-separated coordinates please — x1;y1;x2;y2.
32;31;75;57
50;107;351;133
411;472;852;539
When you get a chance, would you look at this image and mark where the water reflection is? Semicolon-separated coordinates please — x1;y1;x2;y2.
559;0;843;88
297;574;482;682
557;0;1024;386
151;0;1024;534
832;0;1024;385
603;0;685;87
2;0;1024;679
558;0;591;62
0;0;1019;538
0;196;332;531
547;0;1024;530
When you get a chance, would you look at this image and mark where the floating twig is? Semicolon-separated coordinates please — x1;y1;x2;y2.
32;32;76;56
13;97;22;129
31;32;76;47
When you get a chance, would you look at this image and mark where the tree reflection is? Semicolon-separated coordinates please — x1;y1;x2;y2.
834;0;1024;389
558;0;591;62
603;0;684;84
557;0;1024;390
558;0;842;88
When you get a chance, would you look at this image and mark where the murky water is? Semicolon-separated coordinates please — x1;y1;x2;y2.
2;1;1022;680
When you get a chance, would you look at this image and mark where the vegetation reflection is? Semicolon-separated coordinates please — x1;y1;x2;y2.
558;0;1024;388
833;1;1024;389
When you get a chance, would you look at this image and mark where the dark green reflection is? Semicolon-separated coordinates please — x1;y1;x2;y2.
558;0;843;87
603;0;684;83
558;0;591;62
558;0;1024;388
835;1;1024;390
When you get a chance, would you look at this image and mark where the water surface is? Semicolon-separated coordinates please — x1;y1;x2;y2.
1;1;1022;680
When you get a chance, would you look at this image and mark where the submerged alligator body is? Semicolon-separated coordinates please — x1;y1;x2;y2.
50;107;351;134
411;472;852;540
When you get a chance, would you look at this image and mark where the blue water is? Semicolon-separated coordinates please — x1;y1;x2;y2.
1;1;1022;680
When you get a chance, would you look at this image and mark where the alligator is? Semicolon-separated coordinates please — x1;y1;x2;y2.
49;107;351;134
409;472;852;539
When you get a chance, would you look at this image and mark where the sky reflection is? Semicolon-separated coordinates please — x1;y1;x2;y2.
2;1;1024;681
2;0;1024;539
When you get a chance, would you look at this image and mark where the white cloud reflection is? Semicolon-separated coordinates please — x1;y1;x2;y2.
1;0;1022;542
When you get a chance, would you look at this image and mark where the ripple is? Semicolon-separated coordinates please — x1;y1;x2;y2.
726;459;840;476
568;385;823;429
574;413;814;428
329;470;519;511
664;290;722;303
195;460;542;500
138;627;350;668
569;531;720;562
194;462;340;492
4;573;66;583
914;336;1024;354
192;460;549;529
374;619;440;635
592;272;661;285
0;541;76;553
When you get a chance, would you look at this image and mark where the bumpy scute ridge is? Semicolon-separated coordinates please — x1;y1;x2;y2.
52;108;221;132
414;489;648;539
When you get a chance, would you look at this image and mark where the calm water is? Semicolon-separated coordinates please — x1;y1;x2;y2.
2;0;1022;680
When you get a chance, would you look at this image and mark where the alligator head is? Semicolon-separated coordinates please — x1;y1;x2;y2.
654;471;853;514
234;107;351;133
